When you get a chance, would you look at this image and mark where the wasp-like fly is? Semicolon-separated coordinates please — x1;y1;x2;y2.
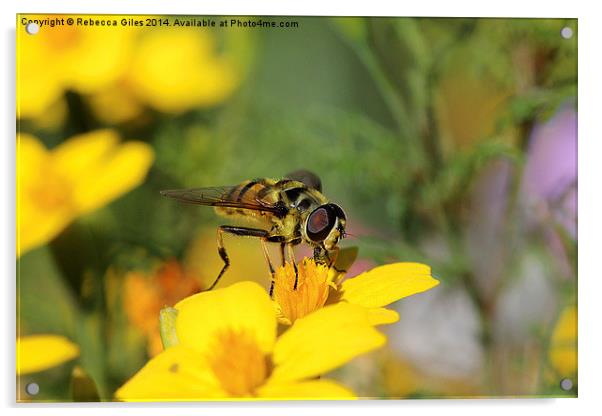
160;170;347;295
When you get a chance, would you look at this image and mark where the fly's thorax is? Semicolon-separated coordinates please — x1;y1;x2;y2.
270;182;324;240
278;182;326;210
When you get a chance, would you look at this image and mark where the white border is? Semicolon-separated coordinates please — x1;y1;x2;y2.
3;1;601;415
6;0;583;18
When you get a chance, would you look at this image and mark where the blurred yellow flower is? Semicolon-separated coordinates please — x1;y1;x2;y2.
123;259;202;357
184;228;270;290
548;305;577;377
376;348;480;398
17;15;135;119
377;349;420;398
17;129;154;257
17;335;79;375
18;15;248;125
127;28;239;114
437;71;513;150
86;80;146;125
87;27;246;123
116;281;385;400
272;258;439;326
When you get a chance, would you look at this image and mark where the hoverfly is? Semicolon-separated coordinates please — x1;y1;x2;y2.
160;170;347;295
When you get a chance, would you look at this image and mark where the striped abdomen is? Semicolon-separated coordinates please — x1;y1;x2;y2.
215;178;326;224
215;178;281;221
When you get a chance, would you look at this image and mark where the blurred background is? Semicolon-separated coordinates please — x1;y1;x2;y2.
16;15;577;400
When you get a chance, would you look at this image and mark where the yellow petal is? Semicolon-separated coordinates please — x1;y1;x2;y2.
17;134;50;208
18;207;73;257
60;25;134;93
17;34;63;119
269;303;386;384
340;262;439;308
129;29;238;113
258;379;356;400
17;133;48;168
16;130;153;256
549;305;577;376
367;307;400;325
17;134;71;256
52;129;119;177
175;281;276;356
17;335;79;375
69;134;154;214
115;345;224;401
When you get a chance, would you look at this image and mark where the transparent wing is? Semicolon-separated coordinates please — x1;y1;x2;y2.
285;169;322;192
160;186;282;213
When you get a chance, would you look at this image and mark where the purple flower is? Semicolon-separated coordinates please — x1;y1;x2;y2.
521;104;577;237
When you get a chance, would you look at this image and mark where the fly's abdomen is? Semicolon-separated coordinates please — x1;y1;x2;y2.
214;178;279;220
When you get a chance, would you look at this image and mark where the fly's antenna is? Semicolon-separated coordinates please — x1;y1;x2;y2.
342;231;357;240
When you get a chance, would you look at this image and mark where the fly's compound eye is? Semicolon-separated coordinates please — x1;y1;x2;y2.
329;203;346;222
306;205;337;242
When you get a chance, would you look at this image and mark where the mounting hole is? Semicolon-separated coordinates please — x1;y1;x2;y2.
560;378;574;391
25;22;40;35
560;27;573;39
25;382;40;396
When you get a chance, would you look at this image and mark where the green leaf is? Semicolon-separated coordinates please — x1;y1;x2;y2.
17;246;79;336
330;17;367;43
71;366;100;402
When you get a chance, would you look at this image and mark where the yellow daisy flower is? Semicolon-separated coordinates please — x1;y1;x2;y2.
116;281;386;400
272;257;439;325
17;130;154;256
17;335;79;375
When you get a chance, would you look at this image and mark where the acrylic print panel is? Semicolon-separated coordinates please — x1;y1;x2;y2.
16;14;577;402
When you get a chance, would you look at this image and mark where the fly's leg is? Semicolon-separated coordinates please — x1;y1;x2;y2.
259;238;278;298
313;245;333;265
279;242;286;267
271;242;286;296
327;246;349;275
287;243;299;290
209;226;269;291
269;277;275;298
313;246;326;265
266;236;296;296
314;246;343;272
327;246;340;270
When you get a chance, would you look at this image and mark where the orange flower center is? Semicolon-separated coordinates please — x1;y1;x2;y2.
208;329;269;397
272;258;333;325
